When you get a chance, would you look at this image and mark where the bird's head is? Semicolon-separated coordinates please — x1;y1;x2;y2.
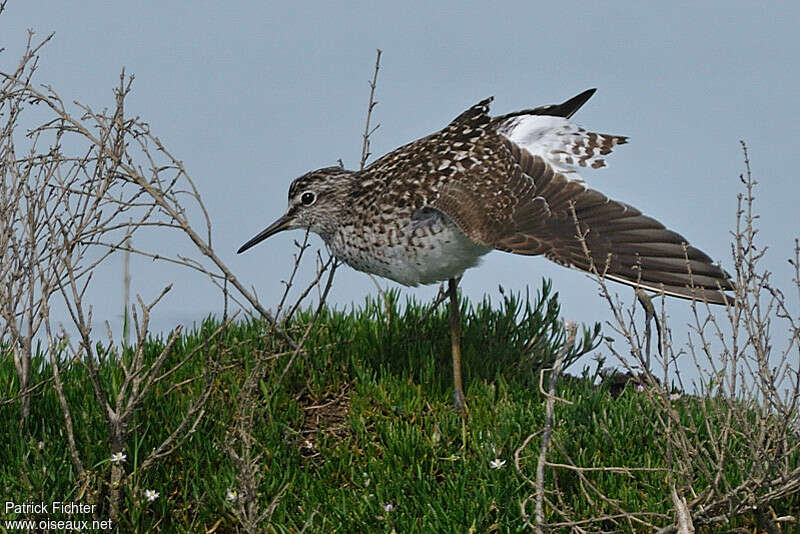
237;166;354;253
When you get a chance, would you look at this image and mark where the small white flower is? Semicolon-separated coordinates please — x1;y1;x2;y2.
669;392;681;401
144;489;159;502
38;441;45;450
110;452;127;464
383;503;394;512
635;384;645;392
490;458;506;470
226;489;238;502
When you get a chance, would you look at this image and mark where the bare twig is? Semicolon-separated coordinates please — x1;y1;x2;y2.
360;49;382;171
0;31;302;524
515;142;799;531
533;321;577;531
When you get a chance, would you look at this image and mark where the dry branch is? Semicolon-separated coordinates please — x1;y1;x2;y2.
516;143;800;531
0;28;344;524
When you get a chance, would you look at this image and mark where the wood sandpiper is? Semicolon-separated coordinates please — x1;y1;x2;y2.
238;89;734;414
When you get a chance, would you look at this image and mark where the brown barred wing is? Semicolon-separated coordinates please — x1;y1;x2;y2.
497;144;734;304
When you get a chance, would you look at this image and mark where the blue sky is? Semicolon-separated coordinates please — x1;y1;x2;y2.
3;2;798;370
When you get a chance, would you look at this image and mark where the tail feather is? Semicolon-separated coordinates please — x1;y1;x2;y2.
494;89;627;177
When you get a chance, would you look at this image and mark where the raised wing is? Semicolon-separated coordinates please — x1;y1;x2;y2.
493;89;627;178
491;88;597;121
432;138;735;305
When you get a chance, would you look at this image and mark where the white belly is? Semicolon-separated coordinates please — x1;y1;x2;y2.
329;217;491;286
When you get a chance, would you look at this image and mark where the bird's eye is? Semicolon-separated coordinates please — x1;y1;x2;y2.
300;191;316;206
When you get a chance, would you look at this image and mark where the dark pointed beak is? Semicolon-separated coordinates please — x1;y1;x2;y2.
237;214;293;253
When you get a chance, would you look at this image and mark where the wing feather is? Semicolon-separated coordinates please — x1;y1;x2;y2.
431;138;734;304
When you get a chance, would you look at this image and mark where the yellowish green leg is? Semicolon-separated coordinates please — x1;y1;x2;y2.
448;277;467;415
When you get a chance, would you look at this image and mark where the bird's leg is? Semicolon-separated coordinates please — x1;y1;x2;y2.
635;288;662;375
448;277;467;415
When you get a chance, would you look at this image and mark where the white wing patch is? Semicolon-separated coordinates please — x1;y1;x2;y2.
497;115;627;181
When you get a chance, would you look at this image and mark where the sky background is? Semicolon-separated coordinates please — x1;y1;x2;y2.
2;2;799;378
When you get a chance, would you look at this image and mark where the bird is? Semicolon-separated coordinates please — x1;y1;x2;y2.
237;88;734;414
